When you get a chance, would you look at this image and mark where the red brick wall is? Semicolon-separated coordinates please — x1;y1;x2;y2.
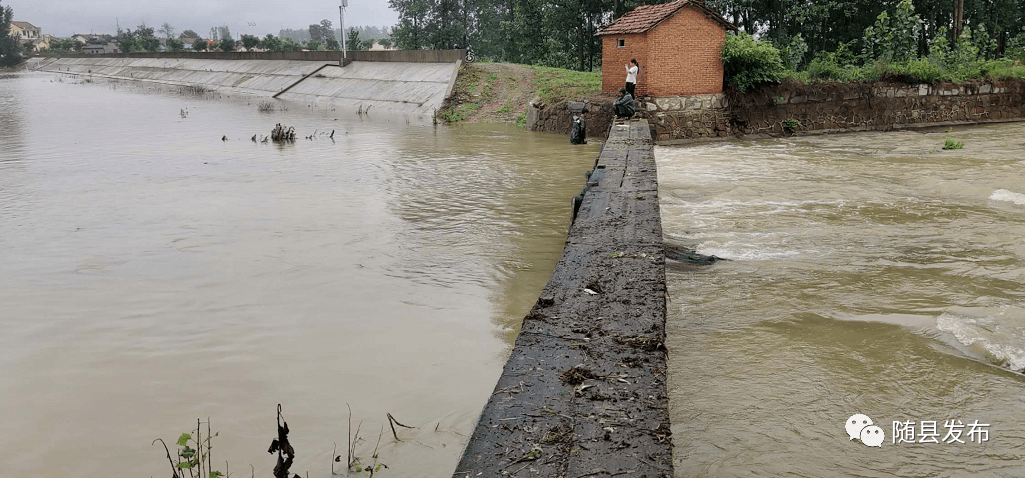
646;7;726;96
601;6;726;97
601;33;648;95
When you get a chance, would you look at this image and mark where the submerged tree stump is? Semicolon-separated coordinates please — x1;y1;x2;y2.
271;123;296;143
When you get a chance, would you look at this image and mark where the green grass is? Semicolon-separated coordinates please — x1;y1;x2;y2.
455;67;482;96
530;65;601;104
786;57;1025;85
943;137;964;150
439;103;481;123
497;102;512;113
515;109;527;128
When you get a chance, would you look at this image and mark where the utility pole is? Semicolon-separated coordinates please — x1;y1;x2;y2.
340;0;348;60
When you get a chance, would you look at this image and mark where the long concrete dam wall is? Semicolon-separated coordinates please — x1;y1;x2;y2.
454;120;673;477
25;56;459;116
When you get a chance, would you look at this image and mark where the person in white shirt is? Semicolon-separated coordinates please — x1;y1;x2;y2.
625;59;639;97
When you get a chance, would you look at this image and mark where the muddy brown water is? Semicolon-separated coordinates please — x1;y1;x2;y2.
0;72;601;477
656;128;1025;477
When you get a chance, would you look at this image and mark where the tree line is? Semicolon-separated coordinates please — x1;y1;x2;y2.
722;0;1025;91
0;0;19;66
707;0;1025;69
387;0;1025;71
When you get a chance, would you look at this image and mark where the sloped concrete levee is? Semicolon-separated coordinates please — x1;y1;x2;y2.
276;61;460;115
454;120;672;477
26;56;459;115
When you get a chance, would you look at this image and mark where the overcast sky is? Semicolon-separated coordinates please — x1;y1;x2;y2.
6;0;400;37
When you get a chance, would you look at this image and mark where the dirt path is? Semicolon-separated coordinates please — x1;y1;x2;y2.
442;63;537;124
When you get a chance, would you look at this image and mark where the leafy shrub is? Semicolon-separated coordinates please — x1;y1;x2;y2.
774;34;809;71
983;59;1025;80
805;41;863;81
721;32;786;92
886;58;945;83
862;0;923;62
943;137;963;150
1004;29;1025;62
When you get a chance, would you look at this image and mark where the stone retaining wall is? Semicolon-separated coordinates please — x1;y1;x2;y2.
529;79;1025;143
527;98;614;141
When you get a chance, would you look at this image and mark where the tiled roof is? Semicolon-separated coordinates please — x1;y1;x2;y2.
597;1;736;36
12;21;39;30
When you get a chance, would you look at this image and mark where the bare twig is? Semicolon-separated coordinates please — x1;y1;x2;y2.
197;418;203;478
373;425;384;459
207;418;213;477
510;462;533;475
386;412;414;441
152;438;181;478
332;442;339;475
346;403;363;469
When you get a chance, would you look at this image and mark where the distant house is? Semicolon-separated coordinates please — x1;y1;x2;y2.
368;40;396;51
596;0;737;97
84;41;119;54
11;21;42;42
73;33;113;44
179;37;201;49
11;21;49;51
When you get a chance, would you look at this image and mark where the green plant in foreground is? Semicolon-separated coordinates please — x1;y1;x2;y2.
943;137;964;150
154;419;223;478
783;118;800;130
440;103;480;123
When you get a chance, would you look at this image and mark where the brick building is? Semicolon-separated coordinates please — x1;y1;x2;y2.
597;0;736;97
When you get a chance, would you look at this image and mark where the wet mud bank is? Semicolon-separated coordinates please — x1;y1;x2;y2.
454;120;672;477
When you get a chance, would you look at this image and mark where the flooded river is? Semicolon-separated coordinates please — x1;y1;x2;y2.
0;72;600;477
656;127;1025;477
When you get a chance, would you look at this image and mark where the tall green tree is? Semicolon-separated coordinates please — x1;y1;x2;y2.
219;37;236;52
0;0;20;67
347;28;367;51
159;22;176;39
240;34;261;50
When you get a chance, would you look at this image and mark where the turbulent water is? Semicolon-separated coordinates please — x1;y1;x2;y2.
0;72;600;477
656;127;1025;477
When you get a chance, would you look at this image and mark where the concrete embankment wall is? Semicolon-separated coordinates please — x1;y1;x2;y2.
529;78;1025;142
26;55;460;115
454;120;672;477
42;49;465;63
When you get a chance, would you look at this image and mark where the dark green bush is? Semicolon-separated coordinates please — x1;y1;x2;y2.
721;32;786;92
886;58;945;83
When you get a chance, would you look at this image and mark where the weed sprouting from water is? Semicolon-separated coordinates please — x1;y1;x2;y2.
257;101;277;113
943;137;964;149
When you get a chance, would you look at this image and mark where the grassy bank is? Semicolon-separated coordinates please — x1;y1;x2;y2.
438;63;602;125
